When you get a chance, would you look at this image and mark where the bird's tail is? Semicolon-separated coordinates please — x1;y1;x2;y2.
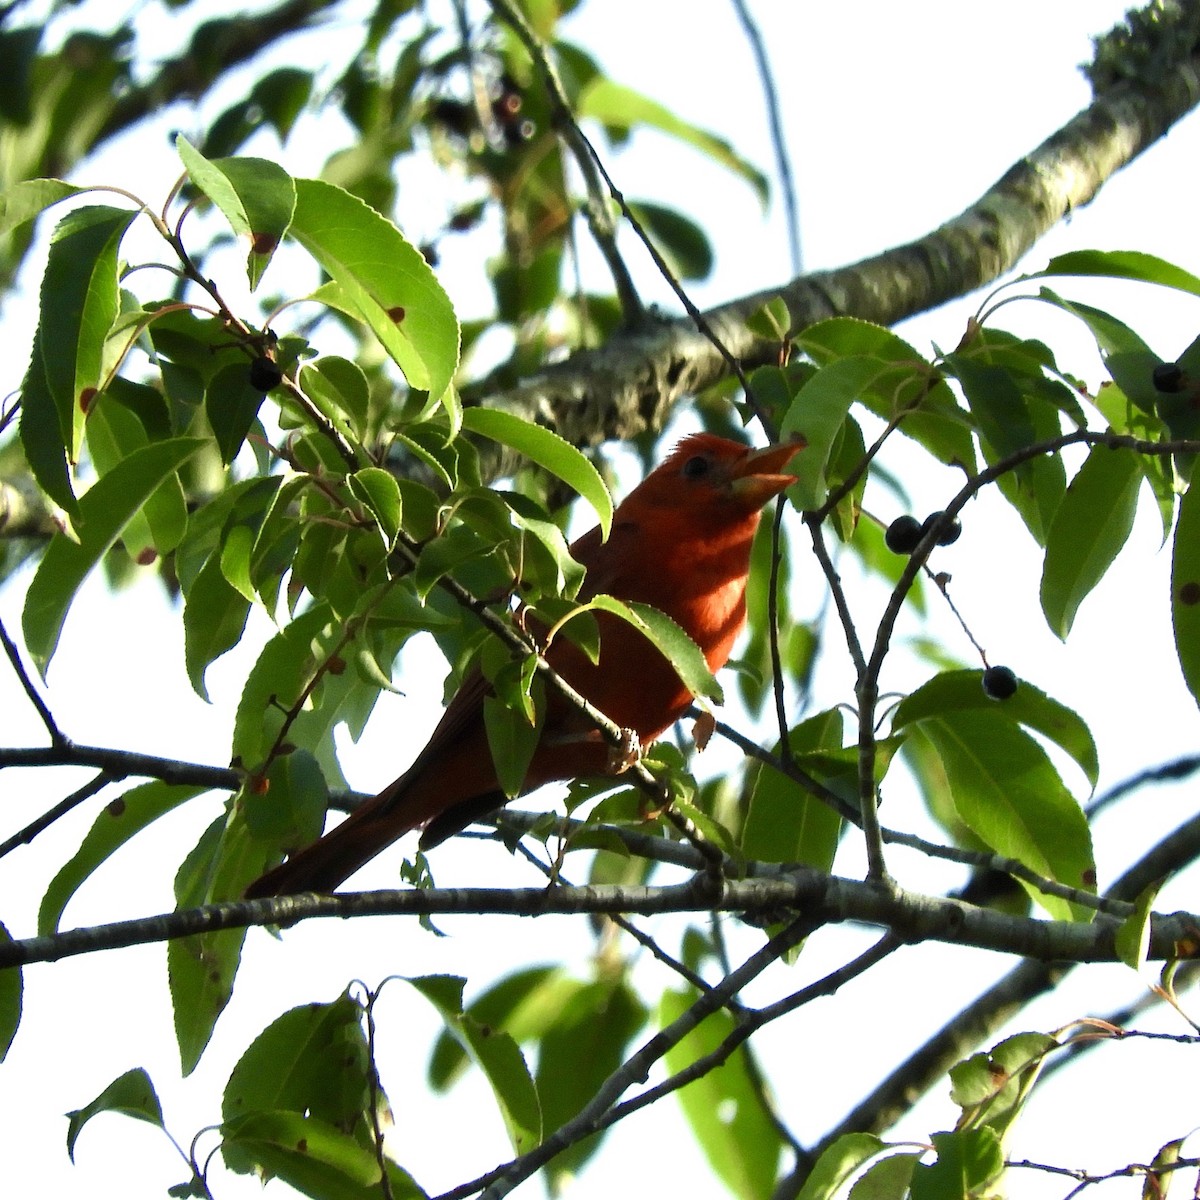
244;781;416;898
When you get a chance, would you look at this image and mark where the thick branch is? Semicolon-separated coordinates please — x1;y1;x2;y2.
5;862;1200;971
471;52;1200;470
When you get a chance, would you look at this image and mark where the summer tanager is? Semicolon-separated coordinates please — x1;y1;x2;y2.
245;432;801;897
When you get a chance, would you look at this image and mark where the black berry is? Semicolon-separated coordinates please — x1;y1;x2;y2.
885;515;924;555
1152;362;1186;393
982;665;1018;701
921;511;962;546
248;355;283;392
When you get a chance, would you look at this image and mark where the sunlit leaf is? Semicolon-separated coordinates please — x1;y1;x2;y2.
661;986;782;1199
0;921;20;1062
289;177;459;405
1171;481;1200;710
66;1068;164;1162
1040;445;1143;638
177;136;296;289
22;438;206;676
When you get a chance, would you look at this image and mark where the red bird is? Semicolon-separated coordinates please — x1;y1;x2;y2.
245;432;801;897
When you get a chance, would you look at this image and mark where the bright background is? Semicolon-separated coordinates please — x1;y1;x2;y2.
3;1;1200;1196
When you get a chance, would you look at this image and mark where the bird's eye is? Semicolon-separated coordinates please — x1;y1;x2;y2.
681;454;710;479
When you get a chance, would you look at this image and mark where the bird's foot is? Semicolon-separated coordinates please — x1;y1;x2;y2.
606;728;642;774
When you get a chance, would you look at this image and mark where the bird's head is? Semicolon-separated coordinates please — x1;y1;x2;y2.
631;433;804;522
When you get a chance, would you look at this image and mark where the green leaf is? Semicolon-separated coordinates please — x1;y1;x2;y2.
39;782;205;936
38;204;139;463
0;921;21;1062
205;361;266;464
798;318;975;471
535;976;648;1184
1039;249;1200;298
220;1111;383;1197
627;200;713;279
240;750;328;853
742;709;846;868
0;177;82;237
661;986;782;1200
901;710;1095;920
582;596;723;703
170;806;276;1074
795;1133;888;1200
1040;445;1143;638
462;406;613;538
222;992;370;1171
19;331;77;516
948;352;1065;543
183;555;252;699
1116;883;1160;971
177;136;296;289
950;1032;1057;1139
578;77;768;203
892;670;1098;787
22;438;206;676
779;357;886;508
66;1068;164;1162
1171;481;1200;710
349;467;402;546
484;685;543;798
410;975;541;1155
289;177;459;405
910;1129;1004;1200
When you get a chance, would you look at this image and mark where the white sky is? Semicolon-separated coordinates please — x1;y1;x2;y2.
4;1;1200;1197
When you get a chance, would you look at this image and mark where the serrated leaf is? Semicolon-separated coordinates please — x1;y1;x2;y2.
462;406;613;538
0;921;20;1062
627;200;713;279
220;1110;383;1195
289;177;459;405
39;204;138;462
410;974;541;1155
206;361;266;464
0;177;82;237
798;318;975;471
222;991;370;1174
1039;249;1200;298
1116;882;1161;972
66;1068;164;1162
170;809;272;1074
911;1129;1004;1200
1171;482;1200;710
795;1133;888;1200
582;596;722;703
1041;445;1143;638
349;467;402;545
38;782;205;936
183;555;252;699
903;710;1095;920
661;986;782;1199
22;438;206;676
742;709;846;868
892;670;1098;787
780;356;885;508
177;137;295;289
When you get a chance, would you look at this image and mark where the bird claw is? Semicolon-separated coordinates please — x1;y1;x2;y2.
607;728;642;774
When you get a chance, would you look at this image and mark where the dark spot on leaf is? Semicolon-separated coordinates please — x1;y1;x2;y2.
1179;581;1200;606
208;970;222;983
296;1138;308;1154
106;798;126;817
327;655;346;675
136;547;158;566
79;387;98;413
387;306;406;324
1082;868;1097;887
251;231;278;256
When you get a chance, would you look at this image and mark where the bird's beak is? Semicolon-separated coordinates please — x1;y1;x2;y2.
729;438;805;508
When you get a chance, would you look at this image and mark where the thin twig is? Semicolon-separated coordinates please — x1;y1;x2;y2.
0;617;63;743
729;0;802;276
0;771;113;861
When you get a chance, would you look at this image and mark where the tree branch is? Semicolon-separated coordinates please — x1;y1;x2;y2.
468;51;1200;471
6;860;1200;971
